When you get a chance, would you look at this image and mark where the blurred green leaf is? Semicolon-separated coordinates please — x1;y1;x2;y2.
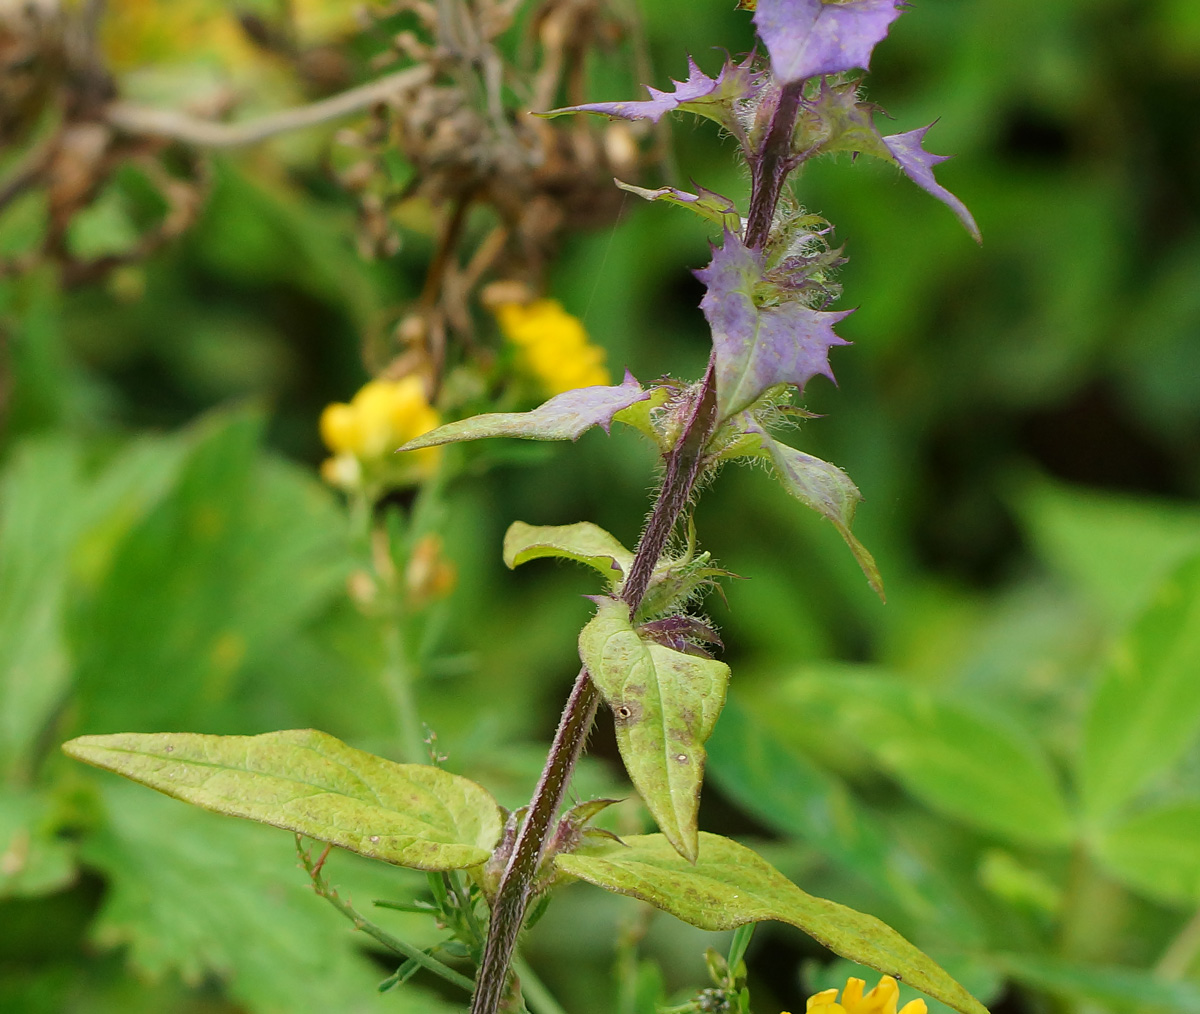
1081;552;1200;823
0;439;84;778
0;787;75;899
64;729;503;870
706;698;984;940
1017;478;1200;619
786;673;1074;846
556;833;989;1014
1093;801;1200;905
83;780;455;1014
578;597;729;861
66;186;142;261
70;410;347;733
991;952;1200;1013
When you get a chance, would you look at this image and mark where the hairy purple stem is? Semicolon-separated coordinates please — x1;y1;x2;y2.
469;367;717;1014
470;73;805;1014
744;80;805;250
469;668;599;1014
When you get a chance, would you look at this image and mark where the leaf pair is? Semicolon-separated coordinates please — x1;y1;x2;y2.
504;521;730;860
63;729;988;1014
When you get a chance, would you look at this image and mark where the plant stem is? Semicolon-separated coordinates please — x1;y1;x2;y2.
621;361;718;610
470;667;600;1014
298;839;475;993
469;370;718;1014
382;618;425;765
105;64;433;147
469;76;803;1014
744;80;805;251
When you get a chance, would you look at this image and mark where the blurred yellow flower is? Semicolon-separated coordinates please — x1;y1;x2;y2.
319;376;441;491
804;976;927;1014
493;299;610;396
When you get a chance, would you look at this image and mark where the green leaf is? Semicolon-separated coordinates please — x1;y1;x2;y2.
1093;801;1200;904
614;180;741;232
612;386;672;449
84;780;456;1014
503;521;632;585
0;440;83;779
991;952;1200;1013
555;833;989;1014
63;729;503;871
706;698;985;941
0;787;76;899
728;417;883;599
1081;552;1200;822
788;674;1073;847
399;379;649;450
1017;478;1200;619
70;411;348;734
0;432;184;779
578;598;730;861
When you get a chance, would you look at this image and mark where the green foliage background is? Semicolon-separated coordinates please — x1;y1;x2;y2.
3;1;1200;1012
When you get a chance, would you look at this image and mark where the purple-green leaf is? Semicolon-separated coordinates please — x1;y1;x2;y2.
754;0;904;84
544;57;760;138
697;232;850;420
720;416;883;598
883;126;982;243
398;374;649;450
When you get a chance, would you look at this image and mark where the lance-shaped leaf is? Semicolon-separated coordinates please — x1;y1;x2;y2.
545;57;760;137
63;730;503;871
578;598;730;862
556;832;989;1014
723;416;882;598
399;375;649;451
698;231;850;421
503;520;632;586
615;180;742;233
883;126;982;243
754;0;904;84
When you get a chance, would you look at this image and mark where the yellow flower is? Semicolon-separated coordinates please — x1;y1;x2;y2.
318;376;441;490
493;299;611;396
804;976;927;1014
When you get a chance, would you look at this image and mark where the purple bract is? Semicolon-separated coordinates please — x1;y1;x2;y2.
697;232;850;420
883;126;982;243
754;0;905;84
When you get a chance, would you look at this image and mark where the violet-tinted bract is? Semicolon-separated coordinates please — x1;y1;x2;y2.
546;57;759;139
697;232;850;420
398;373;649;450
754;0;904;84
883;126;982;243
796;83;980;241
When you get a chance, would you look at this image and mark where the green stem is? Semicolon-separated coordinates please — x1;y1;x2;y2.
513;953;571;1014
299;840;475;993
382;617;426;765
